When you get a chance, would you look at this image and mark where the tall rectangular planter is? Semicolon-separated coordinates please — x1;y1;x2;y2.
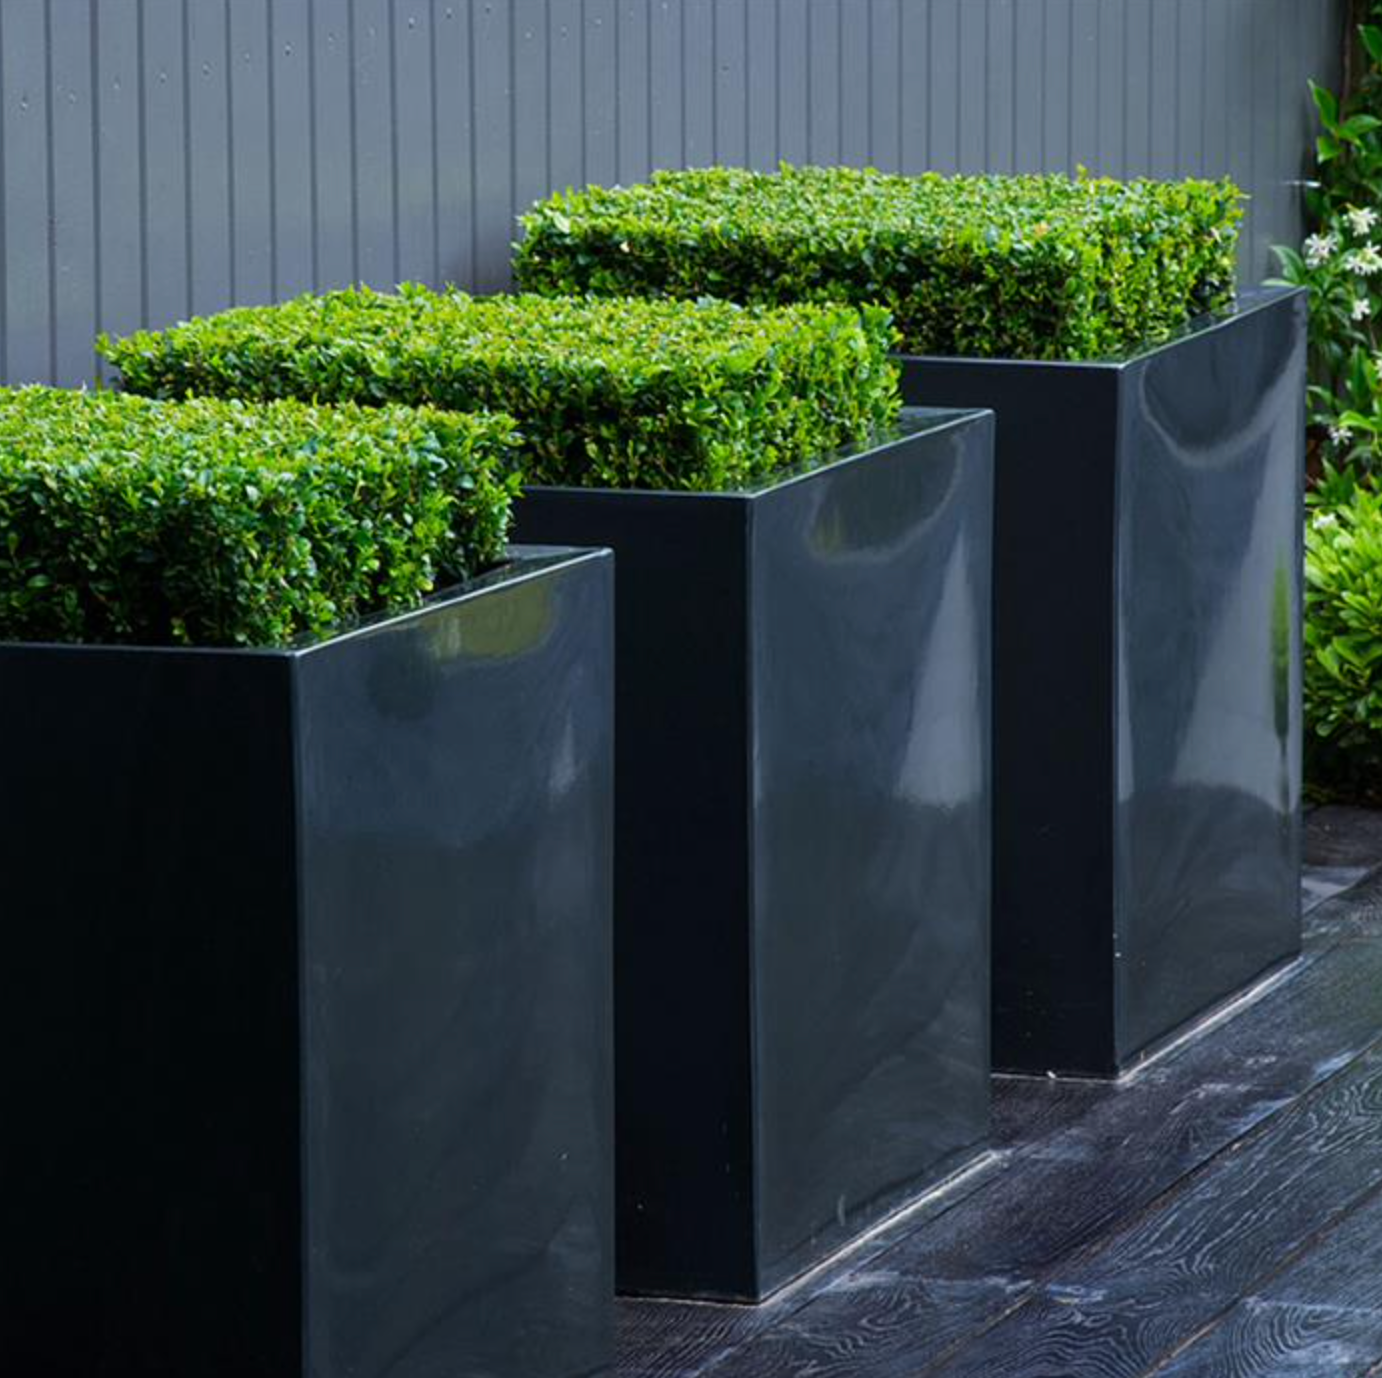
898;287;1307;1077
514;410;994;1302
0;549;615;1378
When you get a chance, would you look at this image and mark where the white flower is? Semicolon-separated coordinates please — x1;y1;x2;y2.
1330;424;1354;446
1352;295;1373;321
1305;232;1340;267
1314;510;1339;531
1348;206;1380;236
1349;244;1382;276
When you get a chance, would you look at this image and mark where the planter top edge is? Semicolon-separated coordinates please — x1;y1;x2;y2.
896;285;1306;374
0;546;611;660
523;406;991;506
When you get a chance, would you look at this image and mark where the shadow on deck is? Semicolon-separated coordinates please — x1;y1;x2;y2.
618;806;1382;1378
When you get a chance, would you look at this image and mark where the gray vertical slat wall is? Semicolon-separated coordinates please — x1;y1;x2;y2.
0;0;1347;387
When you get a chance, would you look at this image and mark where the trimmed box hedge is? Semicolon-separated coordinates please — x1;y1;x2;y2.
98;286;901;491
512;164;1244;361
0;388;518;648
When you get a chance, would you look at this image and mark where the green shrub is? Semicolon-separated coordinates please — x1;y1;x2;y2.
99;285;900;491
513;164;1243;361
1269;3;1382;473
1305;465;1382;801
0;388;518;648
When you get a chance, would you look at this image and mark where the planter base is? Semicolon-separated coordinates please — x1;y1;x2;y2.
1114;950;1302;1081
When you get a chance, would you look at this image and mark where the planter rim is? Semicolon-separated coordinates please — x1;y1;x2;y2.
524;405;990;505
896;285;1304;373
0;544;609;660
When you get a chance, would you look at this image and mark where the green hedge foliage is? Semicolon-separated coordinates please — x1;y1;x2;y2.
1305;466;1382;802
99;286;901;491
0;388;518;648
513;164;1244;361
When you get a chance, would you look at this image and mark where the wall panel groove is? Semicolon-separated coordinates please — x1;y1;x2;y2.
0;0;1348;386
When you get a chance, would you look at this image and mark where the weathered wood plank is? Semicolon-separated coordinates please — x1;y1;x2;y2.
989;1072;1109;1149
1159;1300;1382;1377
1306;807;1382;872
922;1045;1382;1375
1302;810;1382;911
1302;866;1373;912
618;1299;770;1378
1154;1188;1382;1376
696;1274;1030;1378
687;1040;1382;1378
1307;866;1382;942
874;931;1382;1284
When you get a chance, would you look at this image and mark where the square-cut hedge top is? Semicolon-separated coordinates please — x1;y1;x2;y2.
0;387;517;648
99;287;901;492
513;165;1244;361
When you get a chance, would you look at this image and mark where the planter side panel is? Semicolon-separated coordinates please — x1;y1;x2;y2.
749;418;995;1295
0;650;302;1378
294;555;615;1378
900;360;1121;1074
1113;293;1307;1064
514;493;758;1300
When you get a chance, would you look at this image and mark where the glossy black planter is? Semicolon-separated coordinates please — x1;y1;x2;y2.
898;288;1307;1078
515;411;994;1302
0;550;614;1378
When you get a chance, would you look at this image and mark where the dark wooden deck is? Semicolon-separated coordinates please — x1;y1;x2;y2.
618;807;1382;1378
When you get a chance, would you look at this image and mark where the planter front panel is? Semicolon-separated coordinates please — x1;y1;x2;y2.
516;489;763;1299
296;552;616;1378
0;551;615;1378
749;416;994;1294
515;412;994;1300
0;650;303;1378
1113;294;1306;1063
898;289;1306;1076
898;358;1121;1073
